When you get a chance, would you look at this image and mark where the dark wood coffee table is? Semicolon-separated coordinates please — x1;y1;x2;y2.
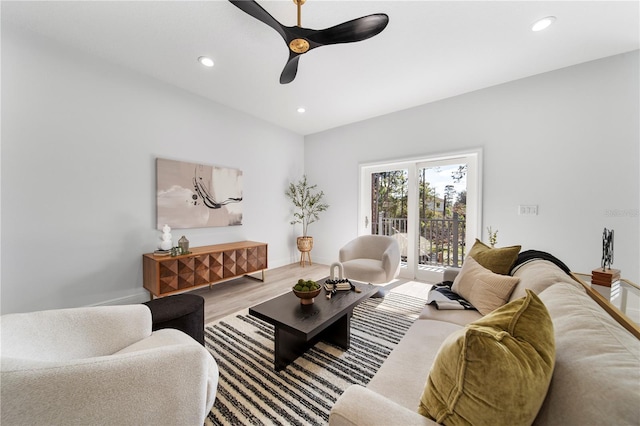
249;278;377;371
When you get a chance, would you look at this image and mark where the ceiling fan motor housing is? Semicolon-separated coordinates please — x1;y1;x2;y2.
289;38;310;53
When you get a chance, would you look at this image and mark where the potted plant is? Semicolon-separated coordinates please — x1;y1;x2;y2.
285;175;329;264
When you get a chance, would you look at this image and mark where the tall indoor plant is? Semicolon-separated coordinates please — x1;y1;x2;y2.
285;175;329;265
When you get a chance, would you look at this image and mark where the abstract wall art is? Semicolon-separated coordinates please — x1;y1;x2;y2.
156;158;243;229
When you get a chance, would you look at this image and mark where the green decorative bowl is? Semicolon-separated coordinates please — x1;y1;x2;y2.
292;287;321;305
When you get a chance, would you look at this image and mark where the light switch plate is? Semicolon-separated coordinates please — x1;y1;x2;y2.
518;205;538;216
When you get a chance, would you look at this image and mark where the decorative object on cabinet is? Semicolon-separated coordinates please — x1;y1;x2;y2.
159;224;172;250
285;175;329;267
592;227;619;286
601;227;614;270
143;241;267;298
178;235;190;253
156;158;243;229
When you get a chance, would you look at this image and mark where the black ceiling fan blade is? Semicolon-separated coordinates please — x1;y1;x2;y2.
280;52;301;84
308;13;389;46
229;1;389;84
228;0;287;41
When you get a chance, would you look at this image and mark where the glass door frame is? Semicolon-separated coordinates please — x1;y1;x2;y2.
358;148;483;281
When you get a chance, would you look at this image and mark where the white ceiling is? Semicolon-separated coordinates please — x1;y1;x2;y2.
3;1;639;135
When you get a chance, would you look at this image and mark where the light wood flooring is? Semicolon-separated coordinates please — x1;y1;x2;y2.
191;262;330;323
190;262;433;324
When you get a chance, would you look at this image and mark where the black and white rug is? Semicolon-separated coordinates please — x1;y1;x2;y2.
204;285;427;426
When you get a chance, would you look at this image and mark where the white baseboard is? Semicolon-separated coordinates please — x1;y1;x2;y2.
267;257;295;270
311;256;333;268
87;260;294;307
86;292;149;307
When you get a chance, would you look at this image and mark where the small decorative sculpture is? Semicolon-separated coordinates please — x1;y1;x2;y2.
328;262;346;283
159;224;172;251
601;228;614;271
325;262;359;298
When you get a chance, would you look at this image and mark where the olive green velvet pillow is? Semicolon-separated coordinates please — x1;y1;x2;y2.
418;290;555;426
467;238;521;275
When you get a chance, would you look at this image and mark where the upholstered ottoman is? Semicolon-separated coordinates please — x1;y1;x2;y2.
143;294;205;345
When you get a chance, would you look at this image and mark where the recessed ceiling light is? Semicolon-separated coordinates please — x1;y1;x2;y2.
198;56;214;67
531;16;556;32
297;107;306;114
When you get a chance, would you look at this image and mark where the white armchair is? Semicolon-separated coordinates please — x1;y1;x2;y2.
339;235;401;284
1;305;218;426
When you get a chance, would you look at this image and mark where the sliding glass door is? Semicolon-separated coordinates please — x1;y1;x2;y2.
360;165;409;275
359;150;481;282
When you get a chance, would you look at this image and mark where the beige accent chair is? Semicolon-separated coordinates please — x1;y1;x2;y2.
339;235;401;284
1;304;218;426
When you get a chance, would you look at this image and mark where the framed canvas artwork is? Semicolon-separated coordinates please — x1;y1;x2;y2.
156;158;243;229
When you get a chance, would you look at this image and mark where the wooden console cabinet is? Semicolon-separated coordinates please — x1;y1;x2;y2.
143;241;267;298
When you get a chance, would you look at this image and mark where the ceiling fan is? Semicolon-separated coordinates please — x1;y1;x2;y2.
229;0;389;84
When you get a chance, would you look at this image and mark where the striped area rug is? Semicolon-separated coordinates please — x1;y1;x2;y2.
204;286;427;426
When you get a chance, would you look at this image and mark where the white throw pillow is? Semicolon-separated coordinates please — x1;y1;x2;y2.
452;256;520;315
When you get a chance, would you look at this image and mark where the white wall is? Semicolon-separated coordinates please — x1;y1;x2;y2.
1;27;305;314
305;51;640;284
2;26;638;315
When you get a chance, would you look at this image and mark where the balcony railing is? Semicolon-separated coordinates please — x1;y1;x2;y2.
373;212;466;268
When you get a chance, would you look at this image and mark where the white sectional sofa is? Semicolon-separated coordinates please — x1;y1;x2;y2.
329;259;640;425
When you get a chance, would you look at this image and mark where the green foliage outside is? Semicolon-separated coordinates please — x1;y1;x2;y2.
371;165;467;265
372;166;467;224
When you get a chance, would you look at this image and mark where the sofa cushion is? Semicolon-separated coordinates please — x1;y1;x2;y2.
509;259;581;302
535;283;640;425
419;304;482;327
419;290;555;425
467;239;520;275
451;256;520;315
367;319;463;410
330;385;440;426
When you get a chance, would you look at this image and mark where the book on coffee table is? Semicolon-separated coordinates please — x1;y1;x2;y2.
324;279;352;291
